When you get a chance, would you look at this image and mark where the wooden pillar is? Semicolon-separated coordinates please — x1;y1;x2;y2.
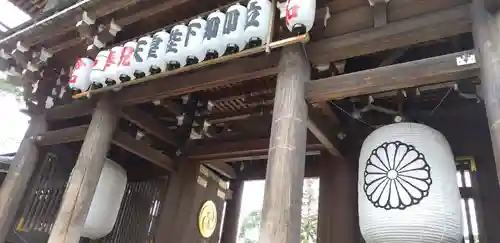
47;97;118;243
317;154;359;243
472;0;500;186
220;180;244;243
0;115;47;242
258;44;309;243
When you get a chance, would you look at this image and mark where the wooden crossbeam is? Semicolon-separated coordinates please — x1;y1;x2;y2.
307;4;472;65
112;130;175;171
35;125;89;146
204;163;236;179
45;99;95;120
306;50;479;102
307;107;343;158
121;107;177;146
188;138;324;163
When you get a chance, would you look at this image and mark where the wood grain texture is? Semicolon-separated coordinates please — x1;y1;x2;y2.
121;107;177;146
258;44;309;243
47;97;117;243
0;115;47;242
306;50;480;102
472;0;500;186
220;180;243;243
35;125;89;146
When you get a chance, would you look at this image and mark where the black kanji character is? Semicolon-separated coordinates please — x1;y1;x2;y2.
204;17;221;41
148;36;163;59
166;28;183;54
223;9;241;35
246;1;262;28
134;39;148;62
185;22;202;47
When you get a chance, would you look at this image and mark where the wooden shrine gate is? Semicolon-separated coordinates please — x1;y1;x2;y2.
8;145;167;243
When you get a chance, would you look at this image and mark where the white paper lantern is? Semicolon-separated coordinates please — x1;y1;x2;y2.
222;3;248;53
133;36;153;78
103;46;124;86
147;30;170;74
245;0;272;48
82;159;127;240
203;10;226;59
358;123;462;243
285;0;316;34
68;58;93;93
116;41;136;82
185;17;207;65
90;50;110;89
165;24;188;70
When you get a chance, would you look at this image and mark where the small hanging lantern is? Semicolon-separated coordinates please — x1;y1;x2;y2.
245;0;272;48
222;3;248;54
165;24;189;70
147;30;170;74
185;17;207;65
285;0;316;35
116;41;136;82
68;57;93;94
133;36;153;78
103;46;124;86
203;10;226;59
90;50;110;89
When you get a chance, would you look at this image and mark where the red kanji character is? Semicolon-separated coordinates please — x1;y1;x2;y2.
119;47;134;67
74;59;86;70
69;74;78;84
285;0;300;26
104;49;119;70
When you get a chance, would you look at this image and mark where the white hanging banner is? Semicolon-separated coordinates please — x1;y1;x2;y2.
204;10;226;59
116;41;136;82
222;3;248;53
148;30;170;74
285;0;316;34
358;123;462;243
133;36;153;78
69;57;93;93
103;46;124;86
90;50;110;89
166;24;189;70
245;0;272;48
185;17;208;65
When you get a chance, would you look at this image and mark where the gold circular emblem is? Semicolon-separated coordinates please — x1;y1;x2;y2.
198;200;217;238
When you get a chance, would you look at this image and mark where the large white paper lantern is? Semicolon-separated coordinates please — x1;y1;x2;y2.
285;0;316;34
90;50;110;89
82;159;127;240
116;41;136;82
165;24;188;70
147;30;170;74
185;17;207;65
68;57;93;93
358;123;462;243
103;46;124;86
222;3;248;53
203;10;226;59
133;36;153;78
245;0;271;48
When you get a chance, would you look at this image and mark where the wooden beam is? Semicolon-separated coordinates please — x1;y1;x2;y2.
45;99;95;121
220;180;243;243
306;50;479;102
0;116;46;242
307;4;472;65
205;163;236;179
35;125;89;146
48;97;117;243
112;53;280;106
472;0;500;186
259;44;309;243
121;107;177;146
189;138;323;163
307;108;343;158
112;130;175;171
